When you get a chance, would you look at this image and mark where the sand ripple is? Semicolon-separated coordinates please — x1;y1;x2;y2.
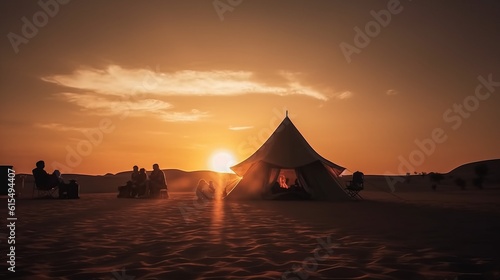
2;192;499;279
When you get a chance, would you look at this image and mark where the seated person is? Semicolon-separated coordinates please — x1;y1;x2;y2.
149;163;168;198
278;175;289;189
32;160;62;190
130;165;140;185
196;179;212;200
53;170;68;198
118;165;140;198
54;172;80;199
271;181;284;194
135;168;148;197
288;178;301;192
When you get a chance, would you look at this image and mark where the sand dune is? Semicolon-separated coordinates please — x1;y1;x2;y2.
3;189;500;279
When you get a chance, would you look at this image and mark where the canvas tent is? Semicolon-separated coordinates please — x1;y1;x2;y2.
227;115;350;201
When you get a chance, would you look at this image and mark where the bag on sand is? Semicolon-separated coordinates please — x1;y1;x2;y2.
117;181;134;198
66;180;80;199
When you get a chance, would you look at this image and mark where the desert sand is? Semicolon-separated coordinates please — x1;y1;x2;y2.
2;186;500;280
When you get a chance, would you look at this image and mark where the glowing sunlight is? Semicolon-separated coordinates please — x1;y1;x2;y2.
209;150;236;173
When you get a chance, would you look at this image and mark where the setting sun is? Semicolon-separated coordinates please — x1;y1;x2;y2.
209;150;236;173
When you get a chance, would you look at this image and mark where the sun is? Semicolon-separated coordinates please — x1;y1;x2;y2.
209;150;236;173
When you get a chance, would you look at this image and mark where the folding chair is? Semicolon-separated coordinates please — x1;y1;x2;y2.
32;174;59;199
345;181;363;200
345;171;365;200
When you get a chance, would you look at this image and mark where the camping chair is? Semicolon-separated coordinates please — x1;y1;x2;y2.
345;181;363;200
32;172;59;199
32;182;58;198
345;171;364;200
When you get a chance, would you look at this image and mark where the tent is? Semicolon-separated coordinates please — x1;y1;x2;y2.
227;115;351;201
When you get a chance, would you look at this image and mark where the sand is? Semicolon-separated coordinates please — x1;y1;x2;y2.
2;190;500;280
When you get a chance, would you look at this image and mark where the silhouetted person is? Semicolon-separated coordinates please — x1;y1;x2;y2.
271;181;284;194
352;171;364;189
129;165;140;197
136;168;148;197
278;175;289;189
32;160;62;191
54;170;68;198
149;163;167;198
118;165;139;198
289;178;301;192
196;179;211;200
294;178;300;187
55;171;80;199
209;181;215;193
131;165;140;185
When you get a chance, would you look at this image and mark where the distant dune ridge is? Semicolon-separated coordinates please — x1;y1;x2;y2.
17;169;240;195
345;159;500;193
15;159;499;195
447;159;500;181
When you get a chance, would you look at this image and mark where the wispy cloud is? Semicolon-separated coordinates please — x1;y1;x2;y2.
386;89;399;96
41;65;329;123
34;123;89;132
42;65;329;100
57;92;207;122
59;92;172;114
160;109;209;122
330;91;353;100
144;131;172;135
229;125;254;131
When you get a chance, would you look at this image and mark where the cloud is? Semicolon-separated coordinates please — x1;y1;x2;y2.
57;92;207;122
34;123;89;132
386;89;399;96
41;65;330;123
330;91;353;100
42;65;329;100
59;92;172;114
144;131;172;135
229;125;254;131
160;109;209;122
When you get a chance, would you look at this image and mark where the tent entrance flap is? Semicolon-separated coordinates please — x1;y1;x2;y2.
226;162;271;200
297;161;350;201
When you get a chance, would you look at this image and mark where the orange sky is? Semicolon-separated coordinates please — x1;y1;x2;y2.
1;1;499;175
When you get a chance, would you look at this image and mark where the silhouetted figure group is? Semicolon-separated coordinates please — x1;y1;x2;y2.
32;160;79;199
195;179;228;201
288;178;304;192
118;163;168;198
271;176;308;197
